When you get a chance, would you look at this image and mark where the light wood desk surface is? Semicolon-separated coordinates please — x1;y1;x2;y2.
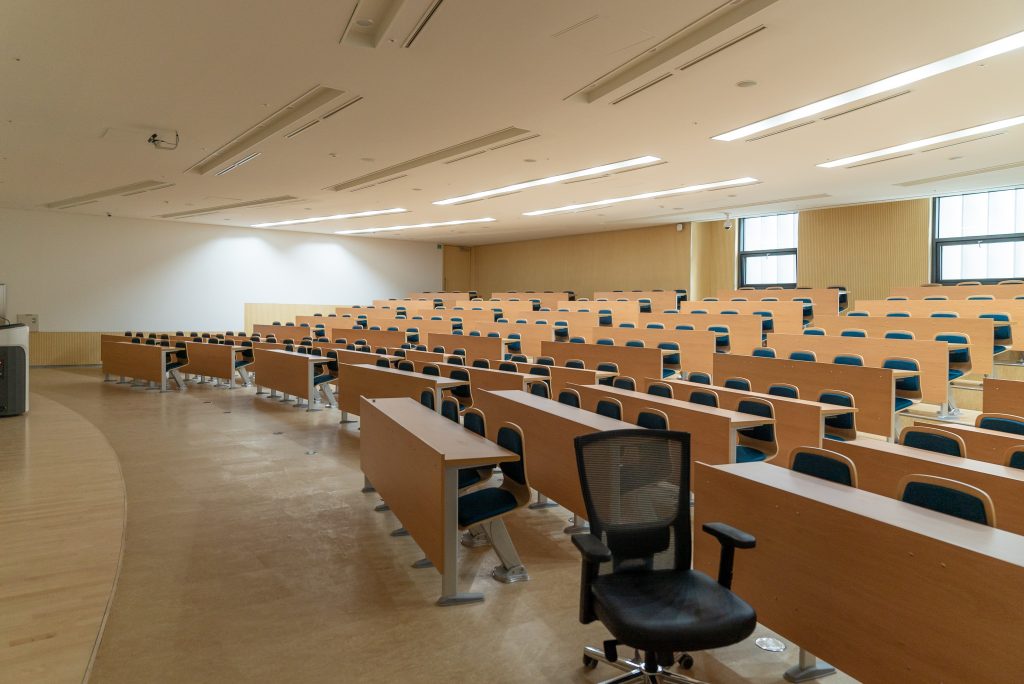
852;298;1024;348
454;299;535;313
982;377;1024;415
540;341;663;388
890;283;1024;300
583;328;716;374
913;420;1024;466
693;461;1024;683
470;389;634;517
592;290;680;312
556;300;640;325
426;333;503;364
337;363;465;415
716;288;839;316
665;300;804;334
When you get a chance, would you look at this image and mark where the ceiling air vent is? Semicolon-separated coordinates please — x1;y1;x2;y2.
324;126;531;191
157;195;299;219
186;86;347;175
896;161;1024;187
403;0;445;48
821;90;911;121
45;180;171;209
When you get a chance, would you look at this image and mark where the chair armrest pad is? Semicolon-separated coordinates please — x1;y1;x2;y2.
702;522;756;549
571;534;612;563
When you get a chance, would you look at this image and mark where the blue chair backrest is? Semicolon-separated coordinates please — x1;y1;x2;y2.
625;340;644;348
495;427;527;485
647;384;672;398
803;328;825;336
569;336;586;344
618;322;636;328
498;362;518;372
612;377;635;391
441;399;460;422
885;331;913;339
820;392;855;430
636;411;667;430
565;359;585;369
841;329;866;337
530;382;550;398
688;372;711;385
847;311;868;317
792;451;855;486
420;390;435;410
674;324;695;331
689;390;718;408
724;378;751;391
736;400;774;441
646;323;665;329
833;354;863;366
557;391;580;408
789;351;816;362
768;384;799;399
596;399;621;420
930;312;957;318
978;416;1024;436
752;348;775;358
901;481;988;525
980;313;1012;341
596;338;614;345
903;429;963;457
422;365;440;377
1008;450;1024;470
884;358;921;391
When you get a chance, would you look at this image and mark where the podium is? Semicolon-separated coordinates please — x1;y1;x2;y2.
0;323;28;416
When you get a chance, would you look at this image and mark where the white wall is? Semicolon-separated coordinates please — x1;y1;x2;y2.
0;207;442;331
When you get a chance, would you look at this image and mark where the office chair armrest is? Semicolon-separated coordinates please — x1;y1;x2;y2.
571;534;612;563
702;522;756;549
701;522;756;589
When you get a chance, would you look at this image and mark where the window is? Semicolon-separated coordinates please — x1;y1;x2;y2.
933;187;1024;283
738;213;798;287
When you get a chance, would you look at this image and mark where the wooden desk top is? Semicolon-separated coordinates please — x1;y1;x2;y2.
713;462;1024;563
482;389;631;431
836;437;1024;483
267;350;324;362
575;383;775;428
362;398;518;467
660;378;857;417
350;363;466;388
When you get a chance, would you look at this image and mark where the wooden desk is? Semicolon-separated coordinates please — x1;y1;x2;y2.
693;461;1024;683
183;341;247;388
489;292;567;309
328;327;407;349
716;288;840;317
371;298;437;311
454;299;535;314
101;341;184;391
556;300;640;325
853;299;1024;348
582;328;715;375
540;341;663;386
337;363;465;416
425;333;503;364
406;360;542;394
626;314;763;356
827;438;1024;535
407;291;472;305
665;301;804;334
484;311;601;339
813;314;995;376
593;290;682;313
571;383;773;466
658;377;848;465
713;354;896;438
470;389;634;517
913;420;1024;466
766;333;950;405
252;323;316;341
460;322;554;358
253;349;321;409
891;284;1024;300
983;378;1024;415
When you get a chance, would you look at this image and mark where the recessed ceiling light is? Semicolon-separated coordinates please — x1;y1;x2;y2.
356;18;374;27
713;29;1024;141
522;177;759;216
817;115;1024;168
336;217;496;235
251;207;407;228
434;155;661;206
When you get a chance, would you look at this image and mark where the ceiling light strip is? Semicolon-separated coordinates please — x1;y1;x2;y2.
522;177;759;216
817;115;1024;168
252;207;407;228
336;218;495;235
434;156;661;206
713;29;1024;141
214;152;261;176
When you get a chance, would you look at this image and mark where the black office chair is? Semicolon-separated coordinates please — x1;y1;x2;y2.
573;430;757;681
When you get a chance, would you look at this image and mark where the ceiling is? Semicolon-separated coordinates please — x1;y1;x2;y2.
2;0;1024;245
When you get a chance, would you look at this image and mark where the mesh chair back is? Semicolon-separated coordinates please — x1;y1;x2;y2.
574;430;690;569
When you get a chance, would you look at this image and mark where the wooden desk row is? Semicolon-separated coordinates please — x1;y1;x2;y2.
849;299;1024;347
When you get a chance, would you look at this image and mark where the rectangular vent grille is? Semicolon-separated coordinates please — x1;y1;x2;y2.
403;0;445;48
325;126;531;191
552;14;599;38
444;150;487;165
487;133;540;150
321;96;363;119
157;195;299;219
821;90;911;120
611;73;674;105
848;153;913;168
187;86;346;175
121;183;176;197
284;120;320;139
896;161;1024;187
349;175;409;192
677;24;766;74
563;174;611;184
920;131;1006;154
45;180;170;209
745;120;815;142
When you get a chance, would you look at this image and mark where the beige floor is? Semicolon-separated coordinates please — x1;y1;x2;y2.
18;367;860;683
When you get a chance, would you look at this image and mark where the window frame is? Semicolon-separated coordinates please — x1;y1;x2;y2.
931;188;1024;285
738;213;799;289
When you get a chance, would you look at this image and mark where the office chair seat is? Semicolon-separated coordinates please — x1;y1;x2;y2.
735;445;769;463
948;369;965;381
590;569;756;654
458;487;518;527
894;397;915;412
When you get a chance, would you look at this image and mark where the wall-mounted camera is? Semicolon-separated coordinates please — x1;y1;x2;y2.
723;212;733;230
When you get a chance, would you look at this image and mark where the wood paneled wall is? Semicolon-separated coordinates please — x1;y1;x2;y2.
466;224;690;298
28;332;111;366
798;199;931;304
442;245;472;292
690;220;736;300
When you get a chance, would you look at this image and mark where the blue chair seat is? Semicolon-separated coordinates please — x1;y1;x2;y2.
894;397;914;412
234;359;251;368
458;469;483;489
661;368;677;378
823;434;847;442
994;345;1009;355
458;487;518;526
313;373;333;385
735;445;769;463
948;369;965;381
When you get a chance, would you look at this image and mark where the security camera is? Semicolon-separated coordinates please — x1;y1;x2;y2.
106;212;112;217
723;212;733;230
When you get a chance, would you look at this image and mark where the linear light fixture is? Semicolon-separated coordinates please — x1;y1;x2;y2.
713;29;1024;142
336;218;496;235
252;207;407;228
522;177;759;216
433;155;662;205
817;115;1024;168
214;152;262;176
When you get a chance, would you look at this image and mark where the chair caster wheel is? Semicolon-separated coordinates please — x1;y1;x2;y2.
678;653;694;669
583;654;598;670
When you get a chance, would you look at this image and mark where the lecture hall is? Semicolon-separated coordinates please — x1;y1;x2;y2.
4;1;1024;682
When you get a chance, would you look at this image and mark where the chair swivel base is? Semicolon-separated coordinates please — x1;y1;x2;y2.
582;646;706;684
491;564;529;584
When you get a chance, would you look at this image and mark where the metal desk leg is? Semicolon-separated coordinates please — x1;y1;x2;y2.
362;476;375;493
729;428;739;463
339;410;357;424
529;492;558;509
563;513;589;534
437;467;483;607
784;648;835;682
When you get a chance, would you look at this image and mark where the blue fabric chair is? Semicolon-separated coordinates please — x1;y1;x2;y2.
899;426;965;457
884;331;914;340
674;324;695;331
420;390;435;410
636;409;668;430
735;399;776;463
724;377;751;391
847;311;868;317
558;389;581;408
1006;447;1024;470
979;313;1012;355
457;426;530;548
886;312;910;317
441;397;461;423
899;476;993;526
646;322;665;329
598;309;612;326
529;381;550;399
450;369;472;406
498;362;518;372
976;414;1024;436
840;329;866;337
688;389;719;408
930;312;958;319
569;336;587;344
625;340;644;348
791;448;858;487
752;348;776;358
833;354;864;366
709;325;730;353
767;384;799;399
565;359;585;369
935;333;971;380
421;364;441;377
619;322;636;329
596;362;618;386
789;351;816;362
612;377;636;392
647;382;673;399
529;365;550;377
596;338;614;346
472;359;490;369
802;328;825;336
596;398;622;420
688;372;711;385
397;360;415;372
819;391;857;441
884;358;922;412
